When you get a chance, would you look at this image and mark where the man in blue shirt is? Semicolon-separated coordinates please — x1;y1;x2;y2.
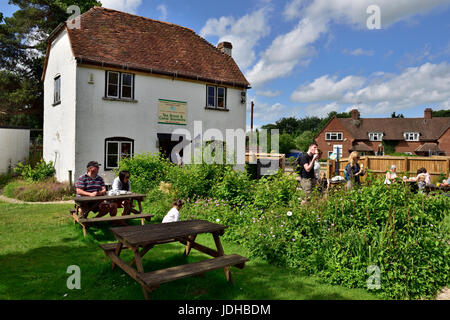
76;161;118;218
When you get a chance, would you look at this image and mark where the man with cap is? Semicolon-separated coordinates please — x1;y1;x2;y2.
76;161;118;218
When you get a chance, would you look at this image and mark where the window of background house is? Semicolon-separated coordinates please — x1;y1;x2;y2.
325;132;343;141
105;137;134;170
54;75;61;104
107;71;120;98
404;132;419;142
369;132;383;141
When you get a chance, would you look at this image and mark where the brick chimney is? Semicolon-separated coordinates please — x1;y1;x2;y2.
424;108;433;119
351;109;360;120
218;42;232;57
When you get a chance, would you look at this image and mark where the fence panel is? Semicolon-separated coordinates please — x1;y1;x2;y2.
328;156;449;182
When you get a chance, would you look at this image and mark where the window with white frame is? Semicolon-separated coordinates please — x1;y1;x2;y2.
54;75;61;104
105;137;134;170
333;145;343;158
206;85;227;109
106;71;134;100
404;132;420;142
325;132;343;141
368;132;384;141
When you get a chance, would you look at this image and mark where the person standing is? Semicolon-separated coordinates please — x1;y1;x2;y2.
344;152;365;190
297;143;319;205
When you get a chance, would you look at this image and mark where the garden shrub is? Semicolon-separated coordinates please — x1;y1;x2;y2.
212;166;254;206
14;160;56;182
252;171;299;210
117;153;175;194
3;179;73;202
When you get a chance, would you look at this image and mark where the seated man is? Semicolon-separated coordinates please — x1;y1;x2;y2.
76;161;118;218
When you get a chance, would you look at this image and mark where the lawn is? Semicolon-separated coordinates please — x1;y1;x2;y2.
0;200;380;300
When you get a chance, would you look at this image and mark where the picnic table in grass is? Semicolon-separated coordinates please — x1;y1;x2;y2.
100;219;249;300
71;193;154;237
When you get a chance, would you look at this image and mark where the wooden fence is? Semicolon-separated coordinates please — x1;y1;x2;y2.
327;156;450;183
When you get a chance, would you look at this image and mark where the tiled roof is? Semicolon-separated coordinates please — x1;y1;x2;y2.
46;7;250;88
415;143;443;152
350;141;373;152
337;117;450;141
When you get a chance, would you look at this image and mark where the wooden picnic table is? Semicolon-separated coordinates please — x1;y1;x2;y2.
100;220;248;300
71;193;153;237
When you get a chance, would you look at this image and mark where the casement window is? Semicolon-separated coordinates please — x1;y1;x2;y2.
54;75;61;105
368;132;384;141
325;132;343;141
333;145;343;158
206;85;227;109
404;132;420;142
105;137;134;170
106;71;135;100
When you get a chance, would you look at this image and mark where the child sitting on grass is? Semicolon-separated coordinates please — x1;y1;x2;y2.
162;199;184;223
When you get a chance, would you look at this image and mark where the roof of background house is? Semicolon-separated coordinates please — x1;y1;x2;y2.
337;117;450;141
350;141;373;152
43;6;250;88
415;143;443;152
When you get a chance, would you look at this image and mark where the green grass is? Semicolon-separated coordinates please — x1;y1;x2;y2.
0;200;380;300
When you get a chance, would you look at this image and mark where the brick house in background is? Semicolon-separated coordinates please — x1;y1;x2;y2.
315;108;450;159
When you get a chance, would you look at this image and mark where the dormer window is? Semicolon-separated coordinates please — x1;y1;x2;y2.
368;132;383;141
404;132;419;142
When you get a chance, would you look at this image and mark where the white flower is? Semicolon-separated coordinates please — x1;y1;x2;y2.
287;211;293;217
216;219;220;223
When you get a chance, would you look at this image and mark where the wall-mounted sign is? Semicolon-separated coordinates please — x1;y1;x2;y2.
158;99;187;125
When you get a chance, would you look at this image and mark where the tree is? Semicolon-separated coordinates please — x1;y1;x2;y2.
433;109;450;117
391;112;404;118
294;131;316;152
0;0;101;128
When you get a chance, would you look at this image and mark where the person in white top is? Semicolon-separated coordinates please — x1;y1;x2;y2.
384;165;398;184
109;170;132;216
162;199;185;223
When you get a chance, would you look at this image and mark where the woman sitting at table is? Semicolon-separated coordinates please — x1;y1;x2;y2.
110;170;132;215
384;165;398;185
406;168;431;194
442;173;450;186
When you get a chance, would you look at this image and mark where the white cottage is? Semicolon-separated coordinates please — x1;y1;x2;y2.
42;7;250;183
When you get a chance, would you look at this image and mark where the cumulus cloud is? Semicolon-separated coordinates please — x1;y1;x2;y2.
291;75;365;103
247;0;449;87
101;0;142;14
291;62;450;116
200;8;271;70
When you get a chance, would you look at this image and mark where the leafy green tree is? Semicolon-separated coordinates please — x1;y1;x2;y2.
433;109;450;117
294;131;316;152
0;0;101;128
391;112;404;118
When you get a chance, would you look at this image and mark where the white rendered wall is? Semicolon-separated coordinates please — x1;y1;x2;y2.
75;66;247;184
43;30;77;182
0;129;30;174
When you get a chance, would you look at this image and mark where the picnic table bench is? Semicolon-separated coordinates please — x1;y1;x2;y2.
71;193;154;237
425;185;450;195
100;220;248;300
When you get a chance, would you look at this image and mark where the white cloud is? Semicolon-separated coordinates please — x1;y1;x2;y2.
291;62;450;116
256;89;282;97
101;0;142;14
247;0;449;87
157;4;168;20
291;75;365;103
305;102;341;117
200;8;271;70
342;48;374;56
